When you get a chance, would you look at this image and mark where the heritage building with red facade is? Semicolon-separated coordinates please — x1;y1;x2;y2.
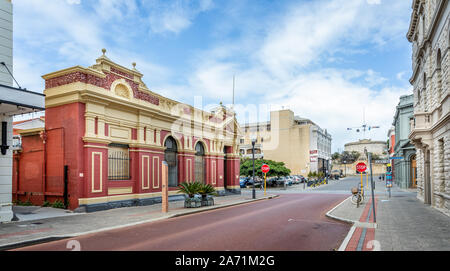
12;50;242;212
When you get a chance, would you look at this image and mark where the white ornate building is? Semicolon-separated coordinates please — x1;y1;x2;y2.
407;0;450;216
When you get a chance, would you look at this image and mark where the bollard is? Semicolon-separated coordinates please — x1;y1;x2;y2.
162;161;169;213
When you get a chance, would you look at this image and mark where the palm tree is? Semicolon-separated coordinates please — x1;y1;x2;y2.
177;182;202;198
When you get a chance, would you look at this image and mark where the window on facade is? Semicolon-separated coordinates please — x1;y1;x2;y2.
194;142;206;184
240;138;244;144
437;49;442;100
266;125;271;131
108;143;131;180
165;136;178;187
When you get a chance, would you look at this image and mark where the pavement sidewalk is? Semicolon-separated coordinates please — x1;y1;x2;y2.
0;192;277;250
326;185;450;251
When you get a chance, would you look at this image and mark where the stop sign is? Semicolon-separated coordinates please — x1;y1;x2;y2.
356;162;367;173
261;164;270;174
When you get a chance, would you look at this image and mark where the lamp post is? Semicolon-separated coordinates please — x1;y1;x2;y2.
251;137;256;199
343;160;347;177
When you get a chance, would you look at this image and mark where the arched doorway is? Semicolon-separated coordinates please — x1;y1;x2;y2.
410;154;417;188
164;136;178;187
194;142;206;184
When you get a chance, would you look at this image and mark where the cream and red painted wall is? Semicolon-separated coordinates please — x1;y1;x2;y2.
13;52;241;210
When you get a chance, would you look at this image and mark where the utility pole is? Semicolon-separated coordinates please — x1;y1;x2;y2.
347;108;380;140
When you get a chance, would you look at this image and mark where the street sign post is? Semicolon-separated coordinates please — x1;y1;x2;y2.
261;164;270;196
374;160;390;164
356;162;366;195
368;153;376;222
386;172;393;198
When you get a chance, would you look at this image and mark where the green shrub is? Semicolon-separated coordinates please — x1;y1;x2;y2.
177;182;202;198
198;183;217;197
52;200;65;209
42;201;51;207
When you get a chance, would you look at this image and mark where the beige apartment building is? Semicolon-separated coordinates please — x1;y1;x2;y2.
407;0;450;216
239;109;332;176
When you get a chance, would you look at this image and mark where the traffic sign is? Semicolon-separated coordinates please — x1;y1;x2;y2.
261;164;270;174
374;160;390;164
356;162;367;173
390;157;404;160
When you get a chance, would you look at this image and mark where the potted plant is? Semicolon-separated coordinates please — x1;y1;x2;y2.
184;195;202;208
177;182;202;208
198;183;216;206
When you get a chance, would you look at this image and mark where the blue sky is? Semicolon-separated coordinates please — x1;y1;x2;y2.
12;0;414;152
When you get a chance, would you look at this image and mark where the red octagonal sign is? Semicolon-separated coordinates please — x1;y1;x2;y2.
356;162;367;173
261;164;270;174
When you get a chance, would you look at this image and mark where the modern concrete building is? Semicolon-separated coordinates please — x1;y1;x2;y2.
392;94;416;189
239;109;332;176
0;0;45;222
407;0;450;216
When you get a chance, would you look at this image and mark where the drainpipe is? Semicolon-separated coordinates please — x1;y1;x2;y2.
14;151;20;202
40;131;47;202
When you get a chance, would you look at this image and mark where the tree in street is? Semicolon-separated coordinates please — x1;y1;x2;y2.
240;158;291;178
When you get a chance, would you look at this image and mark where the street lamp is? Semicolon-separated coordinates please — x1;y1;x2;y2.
251;136;257;199
343;160;347;177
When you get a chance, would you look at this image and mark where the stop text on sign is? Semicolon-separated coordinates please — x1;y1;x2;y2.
356;162;367;173
261;164;270;174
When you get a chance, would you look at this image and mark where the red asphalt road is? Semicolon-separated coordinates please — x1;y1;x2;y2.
14;194;350;251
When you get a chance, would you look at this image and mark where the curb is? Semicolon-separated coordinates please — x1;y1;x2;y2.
338;225;356;251
325;196;356;225
325;196;377;251
0;195;278;250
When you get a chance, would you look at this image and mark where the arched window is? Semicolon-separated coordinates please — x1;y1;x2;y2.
194;142;206;184
437;49;442;69
422;73;427;110
164;136;178;187
437;49;442;100
195;142;205;155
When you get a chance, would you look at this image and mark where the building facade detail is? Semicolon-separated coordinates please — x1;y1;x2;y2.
0;0;45;222
12;51;241;212
407;0;450;216
392;95;417;189
239;109;332;175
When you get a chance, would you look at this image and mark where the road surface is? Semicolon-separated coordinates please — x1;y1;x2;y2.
15;193;350;251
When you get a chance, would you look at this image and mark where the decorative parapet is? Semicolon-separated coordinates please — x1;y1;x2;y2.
41;49;241;156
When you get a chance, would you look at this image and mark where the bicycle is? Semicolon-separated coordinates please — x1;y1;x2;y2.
351;187;364;207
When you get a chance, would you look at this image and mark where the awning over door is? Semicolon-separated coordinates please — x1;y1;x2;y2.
0;84;45;116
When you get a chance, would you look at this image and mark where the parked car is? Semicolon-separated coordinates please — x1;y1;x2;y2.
241;177;263;188
292;176;302;184
239;177;248;188
298;175;307;183
331;170;341;180
266;177;278;187
278;176;292;186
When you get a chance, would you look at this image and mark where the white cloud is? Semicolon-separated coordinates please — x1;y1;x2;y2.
12;0;412;153
66;0;81;4
145;0;214;34
163;0;413;151
367;0;381;5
